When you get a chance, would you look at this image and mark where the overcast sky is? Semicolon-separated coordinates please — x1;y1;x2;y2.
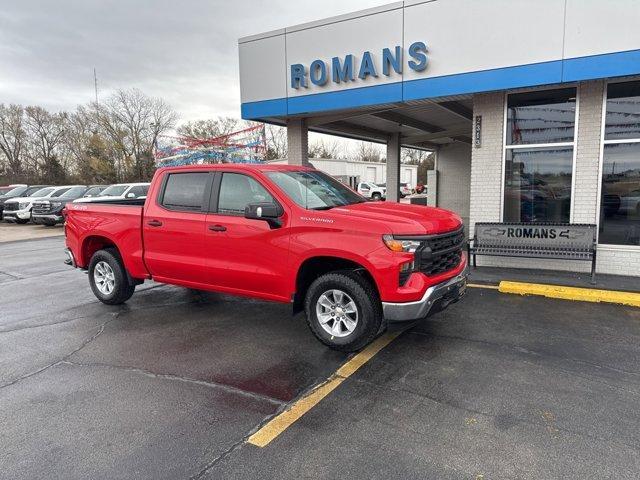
0;0;382;123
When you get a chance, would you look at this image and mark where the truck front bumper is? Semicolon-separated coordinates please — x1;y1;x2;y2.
3;208;31;221
382;267;468;321
32;214;64;224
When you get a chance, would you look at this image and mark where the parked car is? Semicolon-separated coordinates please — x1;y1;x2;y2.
619;188;640;217
32;185;91;226
64;164;467;352
357;181;386;200
3;185;82;224
73;182;149;203
0;185;50;220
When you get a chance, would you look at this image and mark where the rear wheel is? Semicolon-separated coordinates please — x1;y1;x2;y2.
304;272;382;352
88;249;135;305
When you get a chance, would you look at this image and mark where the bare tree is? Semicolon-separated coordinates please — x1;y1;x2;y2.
97;88;177;180
0;104;27;181
309;138;342;159
24;106;68;182
265;124;287;160
354;141;383;162
177;117;247;140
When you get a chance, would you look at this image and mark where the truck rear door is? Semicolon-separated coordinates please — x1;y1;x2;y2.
142;171;213;286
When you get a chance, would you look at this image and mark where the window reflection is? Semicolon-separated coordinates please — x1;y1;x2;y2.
507;88;576;145
504;147;573;223
605;81;640;141
599;143;640;246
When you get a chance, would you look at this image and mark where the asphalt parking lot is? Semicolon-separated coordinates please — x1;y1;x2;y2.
2;236;640;479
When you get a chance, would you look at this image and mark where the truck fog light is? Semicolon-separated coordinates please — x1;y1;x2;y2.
400;260;414;272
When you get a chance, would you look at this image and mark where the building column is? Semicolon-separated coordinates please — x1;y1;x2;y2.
469;92;505;237
287;118;309;166
386;132;401;202
572;80;604;224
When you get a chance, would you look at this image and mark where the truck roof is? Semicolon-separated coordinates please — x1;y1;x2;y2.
156;163;315;174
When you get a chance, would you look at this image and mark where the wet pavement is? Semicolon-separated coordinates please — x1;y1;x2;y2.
1;237;640;479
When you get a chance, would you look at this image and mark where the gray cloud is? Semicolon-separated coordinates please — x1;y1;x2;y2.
0;0;380;122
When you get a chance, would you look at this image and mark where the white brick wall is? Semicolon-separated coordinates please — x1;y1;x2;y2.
468;81;640;277
437;142;471;232
286;119;309;166
572;81;604;224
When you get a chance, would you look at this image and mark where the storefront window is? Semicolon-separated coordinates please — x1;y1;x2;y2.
504;88;577;222
599;81;640;246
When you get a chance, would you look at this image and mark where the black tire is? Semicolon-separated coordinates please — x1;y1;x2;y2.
304;271;383;352
43;221;56;227
372;192;382;201
88;248;136;305
15;218;29;224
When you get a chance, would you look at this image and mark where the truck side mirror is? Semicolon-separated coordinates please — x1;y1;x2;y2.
245;202;283;228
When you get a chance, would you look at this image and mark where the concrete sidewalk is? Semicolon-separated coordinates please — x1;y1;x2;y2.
469;266;640;293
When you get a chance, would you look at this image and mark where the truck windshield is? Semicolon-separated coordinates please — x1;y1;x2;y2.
58;186;87;199
266;171;366;210
100;185;128;196
29;187;55;197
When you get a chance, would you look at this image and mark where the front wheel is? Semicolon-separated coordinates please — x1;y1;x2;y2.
304;272;383;352
372;192;382;201
15;218;29;224
88;248;136;305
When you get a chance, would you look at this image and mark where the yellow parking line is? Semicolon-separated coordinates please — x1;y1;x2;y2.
247;331;402;448
499;281;640;307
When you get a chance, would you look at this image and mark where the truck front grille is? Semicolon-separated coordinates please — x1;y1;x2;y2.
416;227;465;276
32;202;52;214
3;202;19;212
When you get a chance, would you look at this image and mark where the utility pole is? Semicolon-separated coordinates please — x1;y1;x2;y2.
93;68;99;105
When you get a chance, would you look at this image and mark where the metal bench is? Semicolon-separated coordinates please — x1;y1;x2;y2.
468;222;598;284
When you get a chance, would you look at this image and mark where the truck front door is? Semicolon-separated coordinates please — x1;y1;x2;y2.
204;171;291;302
143;171;212;285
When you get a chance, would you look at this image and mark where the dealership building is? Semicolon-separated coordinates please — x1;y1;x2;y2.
238;0;640;277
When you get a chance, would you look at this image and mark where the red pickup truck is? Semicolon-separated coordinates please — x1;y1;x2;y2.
64;164;467;351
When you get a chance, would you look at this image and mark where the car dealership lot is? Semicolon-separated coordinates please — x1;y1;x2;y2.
1;237;640;479
0;221;64;243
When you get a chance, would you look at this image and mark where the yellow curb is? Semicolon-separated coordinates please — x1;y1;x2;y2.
247;330;403;448
498;281;640;307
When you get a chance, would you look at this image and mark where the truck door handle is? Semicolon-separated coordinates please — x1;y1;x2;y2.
147;220;163;227
208;224;226;232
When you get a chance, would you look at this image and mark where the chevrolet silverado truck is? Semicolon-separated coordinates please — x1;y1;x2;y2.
64;164;467;351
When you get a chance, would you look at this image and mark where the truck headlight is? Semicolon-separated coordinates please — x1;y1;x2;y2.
50;202;62;208
382;235;422;253
19;202;30;210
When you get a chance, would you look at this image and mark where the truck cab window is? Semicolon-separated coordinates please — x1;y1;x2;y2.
161;173;209;211
217;173;275;216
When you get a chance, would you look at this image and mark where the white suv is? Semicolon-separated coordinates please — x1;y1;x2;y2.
3;185;83;224
73;182;150;203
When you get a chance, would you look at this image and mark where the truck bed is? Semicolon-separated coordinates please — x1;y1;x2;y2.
64;202;148;279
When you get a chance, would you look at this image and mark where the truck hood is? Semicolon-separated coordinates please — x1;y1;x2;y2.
3;196;45;204
330;201;462;235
